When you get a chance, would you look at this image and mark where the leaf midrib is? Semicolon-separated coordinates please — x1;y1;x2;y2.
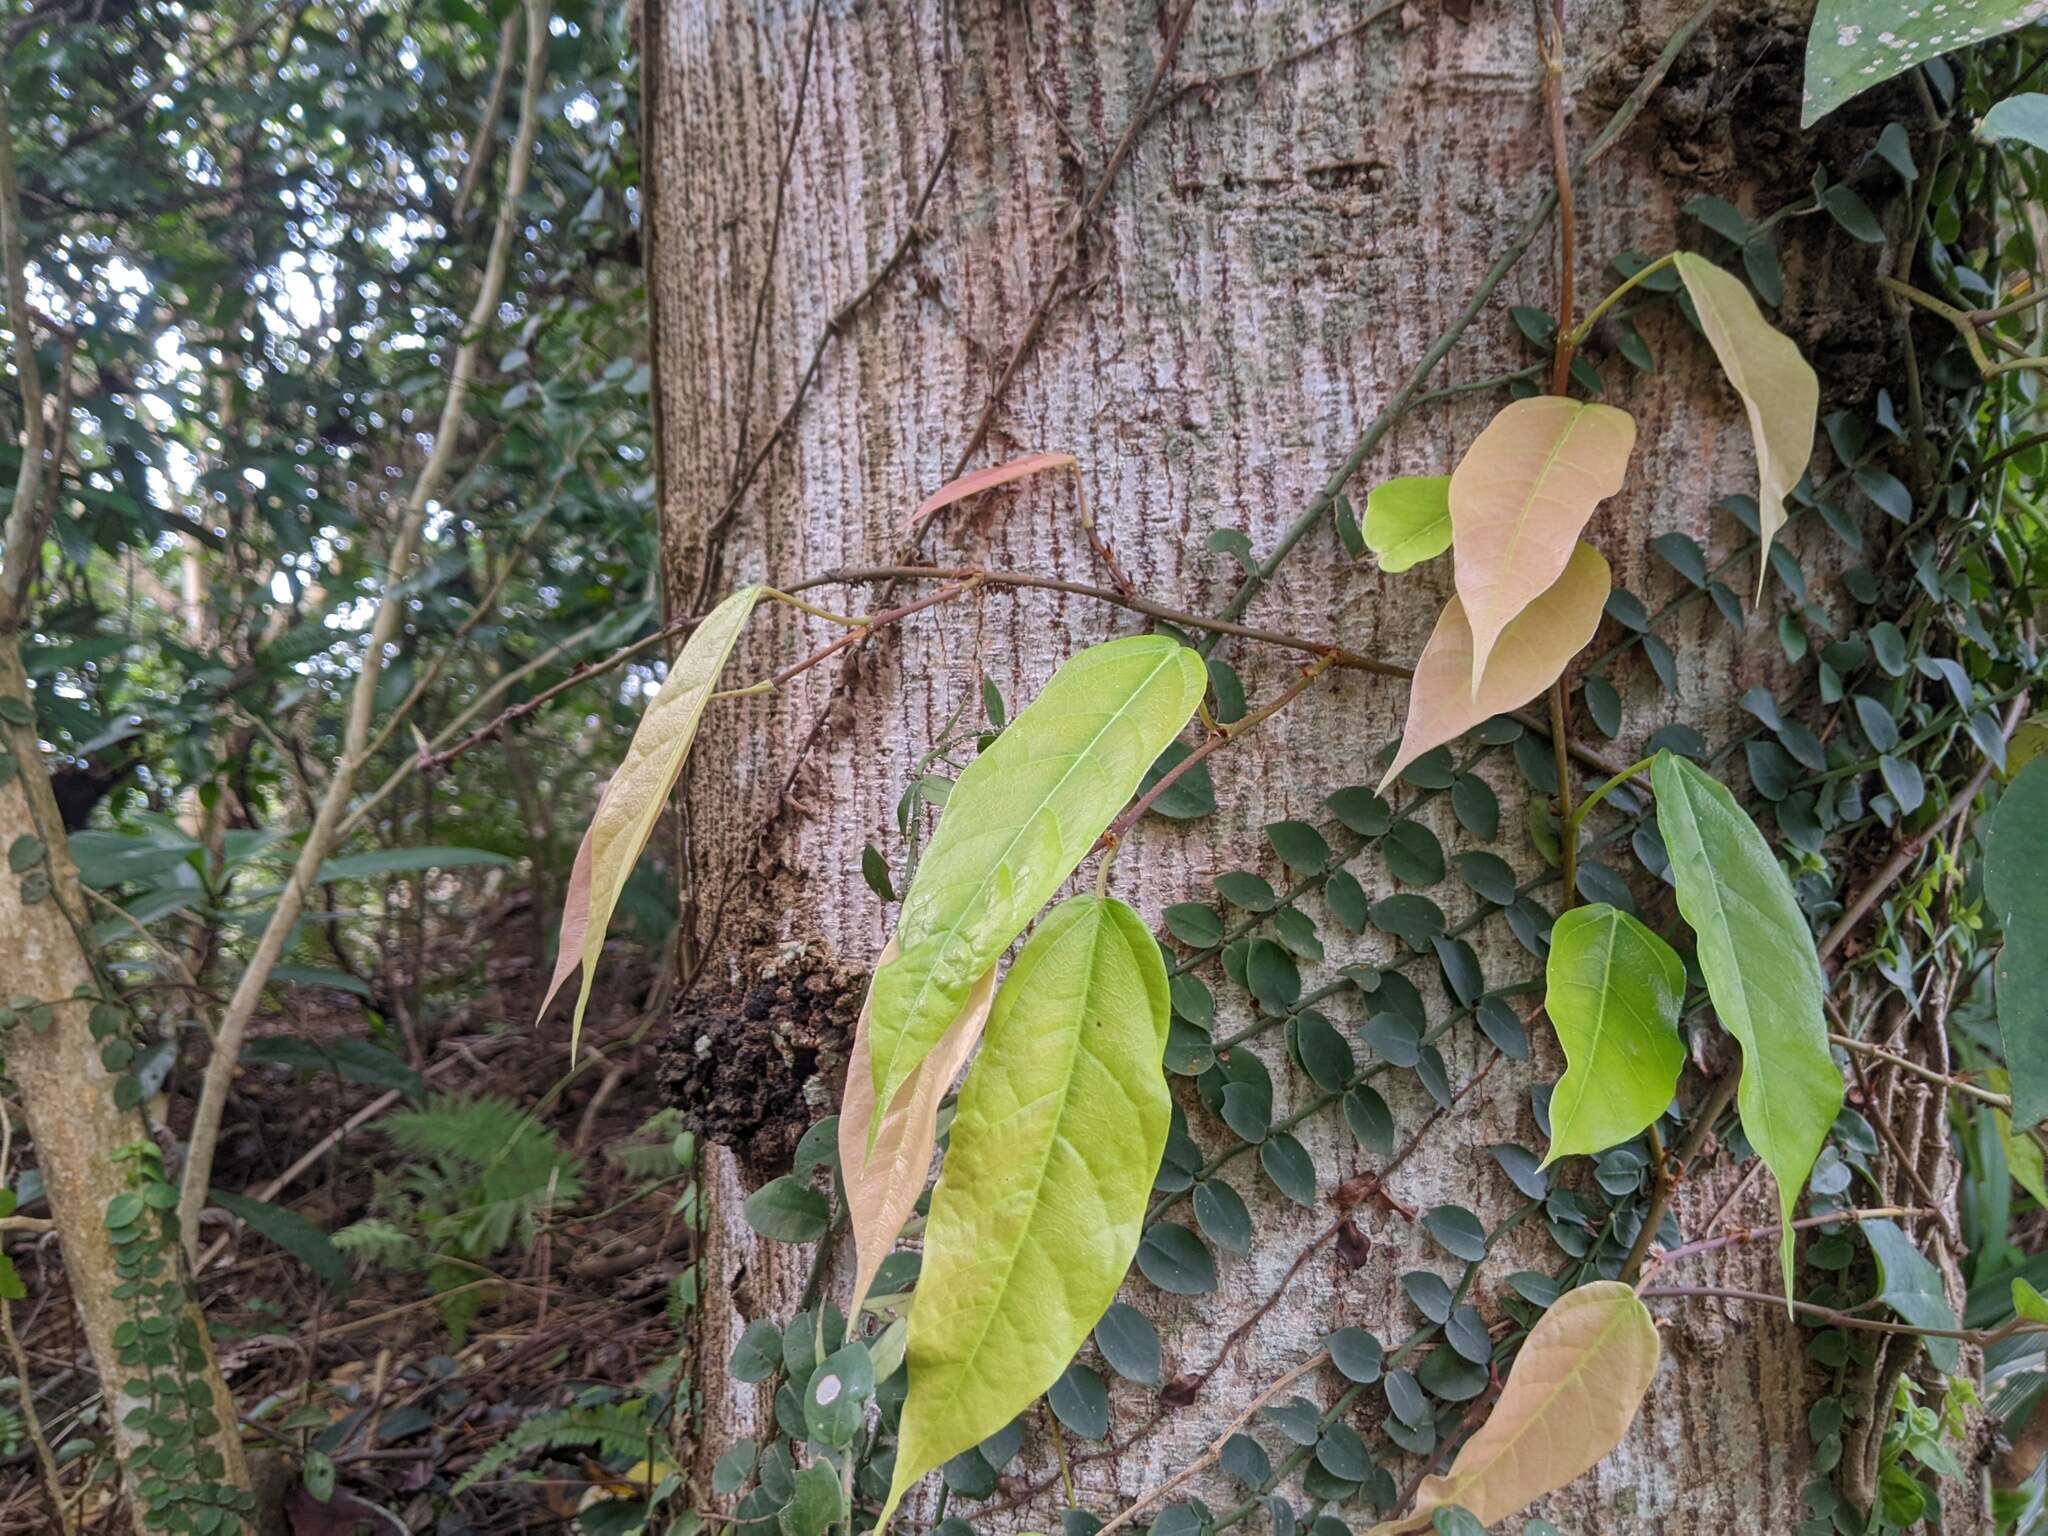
876;647;1187;1094
1436;1292;1644;1512
912;904;1113;1438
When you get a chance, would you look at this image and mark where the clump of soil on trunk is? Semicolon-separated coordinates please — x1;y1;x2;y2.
1587;0;1924;409
660;955;865;1173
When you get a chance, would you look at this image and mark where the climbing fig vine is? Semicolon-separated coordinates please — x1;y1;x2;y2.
550;7;2048;1535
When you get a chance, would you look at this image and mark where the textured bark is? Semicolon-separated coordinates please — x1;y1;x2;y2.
643;2;1947;1530
0;638;253;1512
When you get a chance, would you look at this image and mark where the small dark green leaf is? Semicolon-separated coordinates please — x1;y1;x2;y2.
1422;1205;1488;1262
744;1176;829;1243
1096;1302;1163;1386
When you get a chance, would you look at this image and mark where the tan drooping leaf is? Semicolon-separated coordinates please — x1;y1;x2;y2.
1368;1282;1660;1535
908;451;1078;530
538;779;605;1023
1378;542;1611;792
1674;252;1818;591
1449;395;1634;689
838;937;998;1320
541;585;764;1051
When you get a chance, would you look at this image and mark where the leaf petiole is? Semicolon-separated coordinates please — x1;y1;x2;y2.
1564;251;1678;352
1565;755;1654;847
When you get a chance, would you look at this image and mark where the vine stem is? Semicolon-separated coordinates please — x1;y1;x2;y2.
1641;1206;1934;1273
1536;0;1575;397
1564;252;1678;353
1092;1350;1331;1536
1639;1284;2041;1344
1549;680;1577;908
1830;1033;2011;1108
1098;655;1338;856
798;565;1410;678
1820;688;2027;957
1879;274;2048;379
1621;1070;1738;1283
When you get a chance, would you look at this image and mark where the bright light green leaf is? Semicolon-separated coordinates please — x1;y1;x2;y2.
2014;1277;2048;1324
1540;904;1686;1166
1987;1072;2048;1208
1653;750;1841;1303
1860;1218;1959;1372
1804;1;2046;127
1673;255;1817;595
1984;759;2048;1129
882;895;1171;1529
1980;93;2048;152
542;585;764;1052
1364;475;1453;573
865;636;1203;1126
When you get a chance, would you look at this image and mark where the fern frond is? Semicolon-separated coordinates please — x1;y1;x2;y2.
332;1218;418;1262
452;1402;660;1495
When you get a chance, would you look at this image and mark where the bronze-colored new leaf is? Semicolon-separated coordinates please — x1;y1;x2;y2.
908;451;1078;530
1674;253;1818;592
838;937;998;1320
1368;1282;1660;1535
1379;542;1611;791
1449;395;1634;689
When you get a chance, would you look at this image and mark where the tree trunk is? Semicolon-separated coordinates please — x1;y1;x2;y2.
642;2;1954;1530
0;639;255;1528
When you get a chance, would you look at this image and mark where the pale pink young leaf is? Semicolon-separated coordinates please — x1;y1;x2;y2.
537;780;606;1024
1367;1282;1659;1534
837;937;998;1319
908;451;1078;530
541;585;765;1054
1378;541;1611;792
1450;395;1634;691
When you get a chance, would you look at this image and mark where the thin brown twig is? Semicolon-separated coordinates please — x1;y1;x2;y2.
1642;1206;1933;1274
1821;688;2026;958
1161;0;1405;110
1641;1283;2037;1344
692;133;956;610
943;0;1201;483
1093;1351;1330;1536
1100;655;1337;852
1830;1030;2009;1107
728;0;825;489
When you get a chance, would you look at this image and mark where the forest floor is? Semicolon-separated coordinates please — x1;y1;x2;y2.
1;892;688;1535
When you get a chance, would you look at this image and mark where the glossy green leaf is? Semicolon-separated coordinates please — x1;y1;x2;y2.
1364;474;1453;573
543;585;764;1051
1804;1;2045;126
1541;904;1686;1165
210;1189;352;1294
1653;750;1841;1301
1980;93;2048;152
882;895;1171;1528
1984;758;2048;1129
1860;1219;1959;1372
2014;1277;2048;1324
866;636;1204;1126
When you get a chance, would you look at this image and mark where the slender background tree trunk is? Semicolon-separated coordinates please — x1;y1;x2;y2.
643;2;1952;1529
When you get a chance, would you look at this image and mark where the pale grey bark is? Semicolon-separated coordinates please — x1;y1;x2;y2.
643;2;1939;1530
